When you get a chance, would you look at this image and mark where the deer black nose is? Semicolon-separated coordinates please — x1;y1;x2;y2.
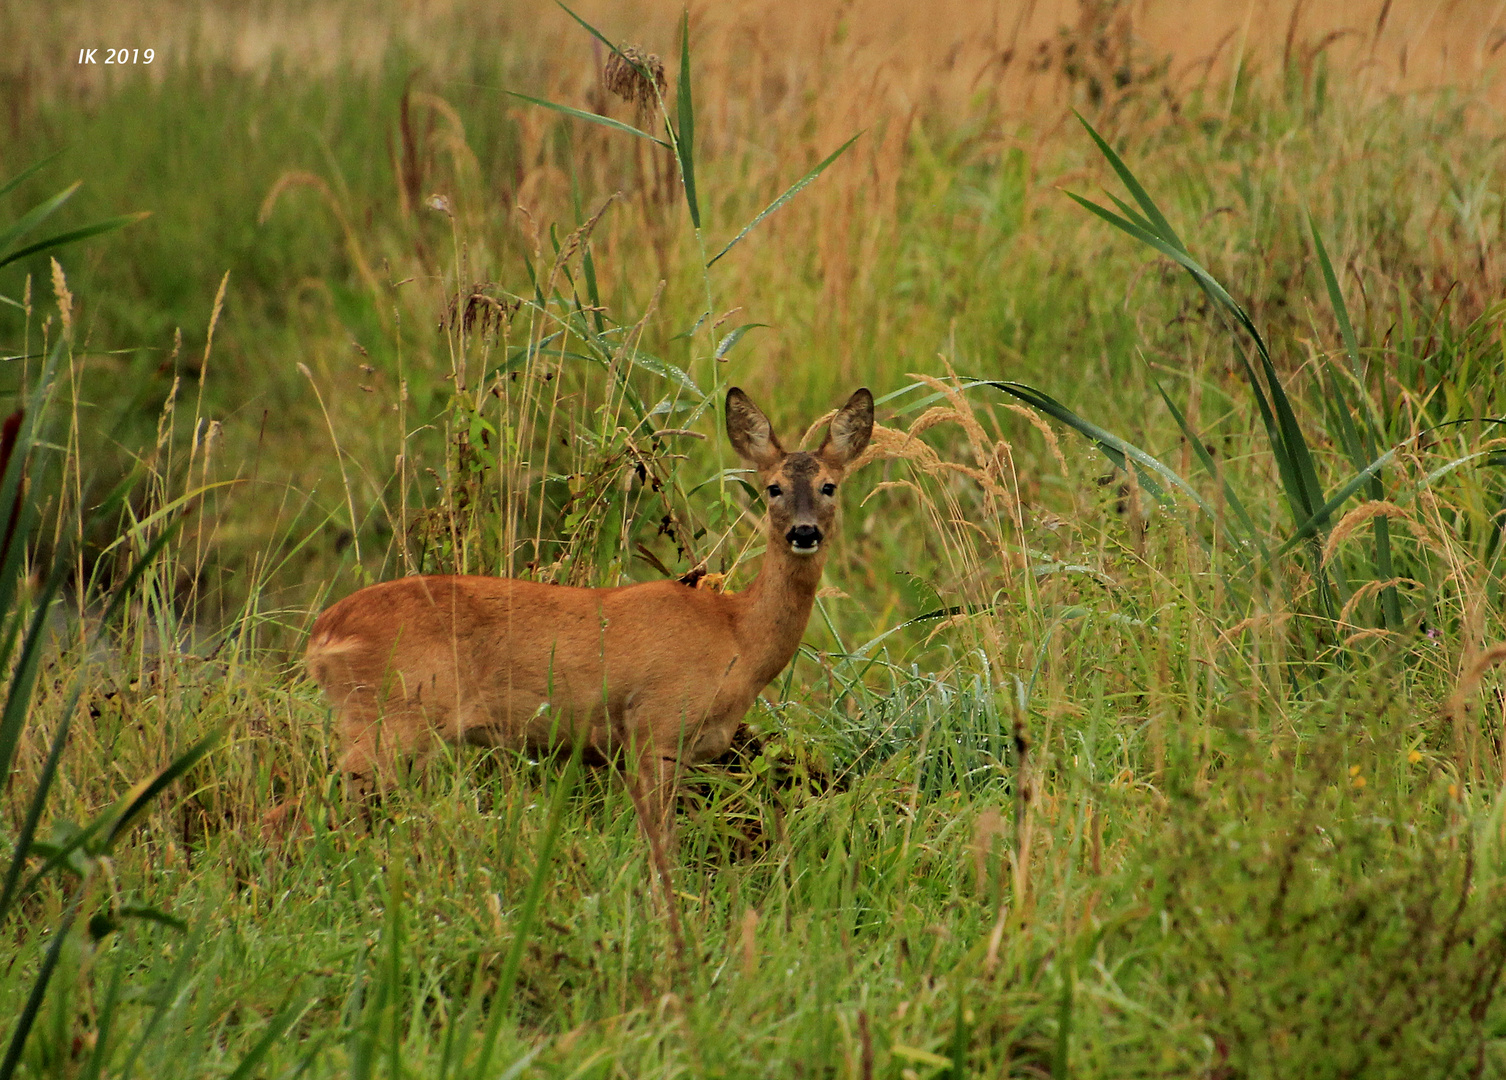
786;525;822;554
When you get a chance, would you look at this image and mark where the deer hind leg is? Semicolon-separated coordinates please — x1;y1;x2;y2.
335;685;442;795
262;683;436;839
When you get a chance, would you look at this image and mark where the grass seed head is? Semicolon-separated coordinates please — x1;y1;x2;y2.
604;46;666;109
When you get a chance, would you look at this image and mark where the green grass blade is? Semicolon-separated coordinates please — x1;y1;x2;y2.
0;154;61;202
581;244;604;336
1254;346;1325;520
1103;190;1159;236
474;739;584;1077
95;518;184;629
1225;343;1305;523
1069;168;1330;545
1075;113;1185;250
555;2;647;76
115;920;206;1078
224;995;309;1080
713;323;768;362
505;93;670;149
1322;365;1399;615
706;132;862;266
1311;217;1399;625
1322;364;1367;470
0;342;64;571
1151;377;1265;565
0;889;81;1080
0;181;79;256
968;378;1212;517
0;553;70;798
345;946;377;1080
951;990;970;1079
0;488;37;677
491;329;564;381
1065;190;1269;359
1309;215;1364;381
676;11;699;228
383;863;404;1080
1271;445;1401;558
80;958;124;1080
1052;960;1073;1079
19;818;111;900
0;212;151;270
622;350;702;396
104;730;222;850
0;703;77;922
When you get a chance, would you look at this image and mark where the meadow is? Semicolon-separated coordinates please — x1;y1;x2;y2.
3;0;1506;1075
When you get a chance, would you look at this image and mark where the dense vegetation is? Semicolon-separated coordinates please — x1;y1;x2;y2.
3;1;1506;1076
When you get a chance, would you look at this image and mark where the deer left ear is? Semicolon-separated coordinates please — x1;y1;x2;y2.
819;388;874;469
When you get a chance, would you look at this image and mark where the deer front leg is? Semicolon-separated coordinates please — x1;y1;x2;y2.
616;743;675;851
611;703;682;855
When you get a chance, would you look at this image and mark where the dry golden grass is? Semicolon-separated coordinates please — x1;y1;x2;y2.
22;0;1506;103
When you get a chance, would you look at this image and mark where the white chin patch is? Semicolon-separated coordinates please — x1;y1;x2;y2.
789;541;821;556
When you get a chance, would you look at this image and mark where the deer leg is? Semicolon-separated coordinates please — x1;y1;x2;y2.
628;747;681;853
618;734;690;972
262;691;428;840
611;704;681;855
336;690;439;795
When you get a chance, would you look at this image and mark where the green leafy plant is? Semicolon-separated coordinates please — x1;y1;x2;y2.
0;185;218;1079
1149;714;1506;1078
0;156;149;276
982;116;1505;643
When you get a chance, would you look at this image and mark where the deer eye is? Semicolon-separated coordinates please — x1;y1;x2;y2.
767;484;783;498
821;482;837;496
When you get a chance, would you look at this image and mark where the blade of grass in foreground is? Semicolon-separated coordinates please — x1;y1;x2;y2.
472;736;584;1077
0;213;152;271
962;378;1212;519
1310;216;1402;626
0;181;80;255
706;133;862;267
1070;115;1334;531
0;890;81;1080
1150;374;1268;565
676;10;698;228
0;154;61;201
505;93;669;149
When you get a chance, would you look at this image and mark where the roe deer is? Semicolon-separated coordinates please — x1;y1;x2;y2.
302;386;874;843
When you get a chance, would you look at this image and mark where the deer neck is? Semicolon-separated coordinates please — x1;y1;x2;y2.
737;539;827;685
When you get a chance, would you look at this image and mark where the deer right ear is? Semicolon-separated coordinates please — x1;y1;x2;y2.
726;387;785;469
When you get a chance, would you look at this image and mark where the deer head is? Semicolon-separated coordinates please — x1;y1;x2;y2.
726;386;874;557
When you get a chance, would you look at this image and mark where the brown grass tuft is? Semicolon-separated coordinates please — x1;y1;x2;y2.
604;46;667;109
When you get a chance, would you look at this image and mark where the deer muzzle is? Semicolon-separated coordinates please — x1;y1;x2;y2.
786;524;822;555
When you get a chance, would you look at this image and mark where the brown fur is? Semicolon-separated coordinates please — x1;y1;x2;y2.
298;387;873;842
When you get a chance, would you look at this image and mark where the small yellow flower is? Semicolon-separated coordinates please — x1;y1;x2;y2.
1349;764;1362;777
1449;783;1460;799
1407;750;1422;764
1352;775;1366;789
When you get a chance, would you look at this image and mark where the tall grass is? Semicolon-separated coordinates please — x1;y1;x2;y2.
0;181;220;1075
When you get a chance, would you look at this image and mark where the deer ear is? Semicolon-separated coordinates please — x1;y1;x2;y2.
819;388;874;469
726;387;784;469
